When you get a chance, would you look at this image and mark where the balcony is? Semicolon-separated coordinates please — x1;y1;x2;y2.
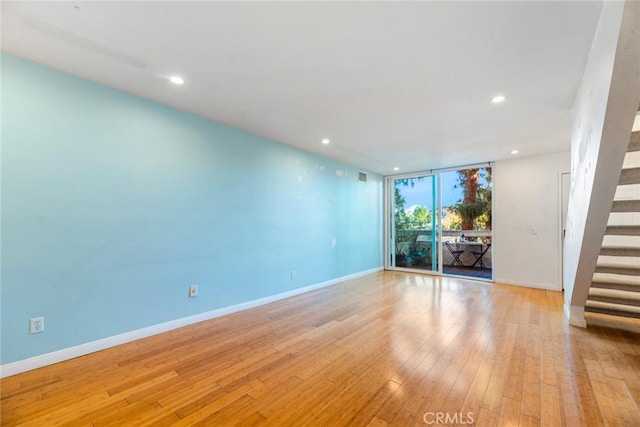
395;229;492;279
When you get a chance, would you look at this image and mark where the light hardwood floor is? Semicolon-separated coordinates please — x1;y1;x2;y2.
2;271;640;426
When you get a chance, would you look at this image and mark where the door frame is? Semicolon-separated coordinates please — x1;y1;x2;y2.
384;162;493;279
559;172;571;291
384;172;440;274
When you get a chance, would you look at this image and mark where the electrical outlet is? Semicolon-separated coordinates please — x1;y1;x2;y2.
30;317;44;334
290;270;296;280
188;285;198;298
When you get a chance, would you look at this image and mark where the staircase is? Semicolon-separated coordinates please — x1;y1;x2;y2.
586;130;640;319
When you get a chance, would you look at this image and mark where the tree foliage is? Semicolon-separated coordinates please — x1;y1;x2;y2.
393;178;434;254
441;206;461;230
393;168;492;243
454;167;492;230
394;178;432;231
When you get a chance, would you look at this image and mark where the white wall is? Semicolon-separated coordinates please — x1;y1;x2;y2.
494;152;570;290
564;1;640;326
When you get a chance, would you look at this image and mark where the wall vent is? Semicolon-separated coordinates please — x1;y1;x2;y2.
358;172;368;182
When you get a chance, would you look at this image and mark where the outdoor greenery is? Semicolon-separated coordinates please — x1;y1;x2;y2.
393;168;492;263
394;178;430;255
454;168;492;230
394;167;492;248
395;205;433;230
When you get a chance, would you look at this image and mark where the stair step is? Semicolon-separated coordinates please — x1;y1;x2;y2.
611;200;640;212
586;299;640;313
585;130;640;322
605;225;640;236
589;287;640;299
595;264;640;276
629;131;640;152
585;306;640;319
619;167;640;185
591;281;640;292
587;295;640;306
600;246;640;257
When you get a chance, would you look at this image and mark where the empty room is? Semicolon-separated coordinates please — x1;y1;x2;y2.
2;1;640;426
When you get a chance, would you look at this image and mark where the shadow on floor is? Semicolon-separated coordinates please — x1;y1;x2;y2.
443;266;493;280
396;261;493;280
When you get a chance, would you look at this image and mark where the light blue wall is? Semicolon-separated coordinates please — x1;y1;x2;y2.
1;54;383;365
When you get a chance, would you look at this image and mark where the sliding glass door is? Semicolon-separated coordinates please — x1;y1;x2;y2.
386;164;493;280
440;166;492;280
389;175;438;272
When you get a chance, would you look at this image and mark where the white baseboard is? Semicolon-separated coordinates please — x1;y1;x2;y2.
494;278;561;291
1;267;382;378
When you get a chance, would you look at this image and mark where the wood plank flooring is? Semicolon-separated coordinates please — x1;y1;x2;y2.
2;271;640;426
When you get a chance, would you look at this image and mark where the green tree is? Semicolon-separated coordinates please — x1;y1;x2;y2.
454;167;492;230
411;205;430;229
442;207;461;230
394;180;410;232
455;168;479;230
393;178;432;255
393;179;412;254
476;168;492;230
394;178;424;231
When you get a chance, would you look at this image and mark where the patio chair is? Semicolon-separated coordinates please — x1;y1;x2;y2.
471;243;491;270
415;235;432;266
445;241;465;268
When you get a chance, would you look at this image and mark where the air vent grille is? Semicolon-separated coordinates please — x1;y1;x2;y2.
358;172;368;182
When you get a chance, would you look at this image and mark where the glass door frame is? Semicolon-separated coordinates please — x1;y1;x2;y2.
384;162;494;280
384;171;441;274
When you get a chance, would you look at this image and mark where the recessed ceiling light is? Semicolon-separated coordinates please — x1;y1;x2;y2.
321;138;330;145
511;150;519;155
169;76;184;85
393;167;400;171
492;95;506;104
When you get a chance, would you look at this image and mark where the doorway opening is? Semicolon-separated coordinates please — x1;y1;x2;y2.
389;175;438;273
386;165;493;280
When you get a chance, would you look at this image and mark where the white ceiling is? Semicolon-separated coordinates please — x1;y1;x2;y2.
2;1;603;175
